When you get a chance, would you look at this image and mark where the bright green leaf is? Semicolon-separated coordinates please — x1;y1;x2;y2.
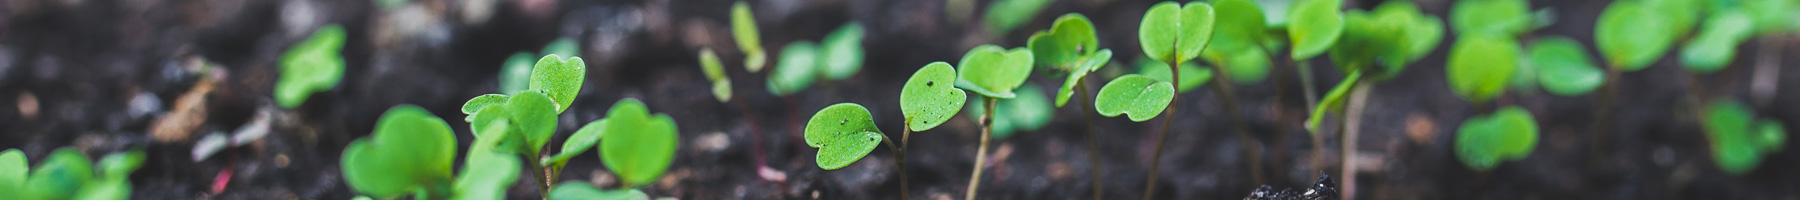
1681;11;1756;73
982;0;1052;35
26;148;91;200
276;24;347;109
1446;35;1520;104
1287;0;1343;60
599;99;679;187
768;41;818;96
529;54;586;114
547;119;607;167
1053;49;1113;107
341;105;456;198
731;1;766;72
1450;0;1530;36
451;146;519;200
901;62;968;131
461;94;510;116
804;103;885;170
1455;114;1501;171
700;48;727;81
1490;106;1539;160
1595;0;1674;71
508;91;560;154
502;52;536;94
820;23;866;81
1028;14;1100;70
1095;74;1175;122
955;45;1035;98
1208;0;1265;56
550;182;650;200
1704;100;1762;175
0;149;24;198
1138;1;1216;64
1454;106;1538;171
1528;37;1604;96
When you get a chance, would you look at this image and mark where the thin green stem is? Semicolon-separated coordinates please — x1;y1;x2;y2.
1340;81;1372;200
1144;59;1181;200
525;150;551;199
1591;65;1621;167
966;97;998;200
881;125;911;200
1076;77;1104;200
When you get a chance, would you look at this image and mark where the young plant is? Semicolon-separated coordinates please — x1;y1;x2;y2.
460;54;585;195
546;99;680;199
341;105;519;200
1025;14;1117;198
1446;34;1520;105
1310;1;1442;198
502;37;583;94
1124;1;1212;199
731;1;767;72
276;24;347;109
953;44;1034;200
0;148;145;200
1526;37;1605;97
1453;106;1539;171
801;62;966;200
981;0;1052;36
1701;99;1787;175
767;22;868;95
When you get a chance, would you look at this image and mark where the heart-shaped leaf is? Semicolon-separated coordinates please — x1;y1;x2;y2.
1595;0;1674;71
1681;11;1755;73
804;103;885;170
276;24;346;109
26;148;92;199
1527;37;1604;96
768;41;819;96
955;45;1035;98
902;62;967;132
501;52;536;94
340;105;456;198
1454;106;1539;171
1137;57;1211;93
530;54;586;114
1700;99;1783;175
731;1;766;72
1138;1;1216;64
1287;0;1343;60
550;182;650;200
1055;49;1113;107
1450;0;1530;36
599;99;679;187
508;91;560;154
1028;14;1099;70
1095;74;1175;122
1447;35;1520;104
820;23;866;81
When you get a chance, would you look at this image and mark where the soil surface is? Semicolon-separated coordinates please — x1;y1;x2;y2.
2;0;1799;199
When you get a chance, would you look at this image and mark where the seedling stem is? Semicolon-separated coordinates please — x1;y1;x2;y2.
966;97;997;200
1075;77;1104;200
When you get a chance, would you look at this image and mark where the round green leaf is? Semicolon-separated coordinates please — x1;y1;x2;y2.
550;182;650;200
599;99;679;187
805;103;885;170
1490;106;1539;160
768;41;818;96
1455;116;1500;171
509;91;560;154
1528;37;1604;96
1137;57;1211;93
820;23;866;81
276;24;347;109
529;54;587;114
1681;11;1755;73
341;105;456;198
1138;1;1216;64
1446;35;1519;104
1028;13;1099;70
1703;99;1763;174
1287;0;1343;60
1595;0;1674;71
1450;0;1530;36
1095;74;1175;122
901;62;967;132
501;52;536;94
731;1;766;72
955;45;1035;98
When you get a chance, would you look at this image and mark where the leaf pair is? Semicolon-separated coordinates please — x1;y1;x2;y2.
1595;0;1676;71
1026;14;1116;107
767;23;868;96
594;99;680;187
1527;37;1605;96
1702;99;1786;175
276;24;347;109
699;48;733;102
0;148;144;200
344;105;520;199
901;62;968;132
1138;1;1215;65
1286;0;1344;61
1328;1;1443;79
955;45;1036;99
1453;106;1539;171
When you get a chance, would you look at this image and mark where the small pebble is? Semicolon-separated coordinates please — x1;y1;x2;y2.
17;92;37;121
1404;112;1436;145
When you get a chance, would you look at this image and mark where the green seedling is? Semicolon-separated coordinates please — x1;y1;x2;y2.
1285;0;1343;61
1095;74;1175;122
802;62;966;200
1311;0;1442;130
1132;2;1214;198
952;44;1034;200
964;84;1053;139
1595;0;1675;71
731;1;766;72
1449;0;1530;36
1702;99;1786;175
1024;13;1115;199
700;48;732;102
1528;37;1605;96
768;41;818;96
820;23;866;81
502;37;585;94
544;99;680;199
1453;106;1539;171
1203;0;1269;84
982;0;1052;36
767;22;868;96
0;148;144;200
276;24;347;109
1446;34;1521;104
342;105;519;200
460;54;586;195
1681;11;1755;73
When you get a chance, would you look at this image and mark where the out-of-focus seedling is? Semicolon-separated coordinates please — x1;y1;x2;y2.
545;99;679;199
1446;35;1520;104
768;41;818;96
700;49;732;102
1204;0;1269;84
982;0;1052;36
952;44;1034;200
1596;0;1675;71
820;23;866;81
1025;14;1115;198
276;24;347;109
1701;99;1786;175
1129;2;1213;198
1680;11;1755;73
0;148;145;200
1527;37;1605;96
341;105;520;199
1449;0;1530;36
1311;1;1442;197
502;37;584;94
731;1;767;72
1453;106;1539;171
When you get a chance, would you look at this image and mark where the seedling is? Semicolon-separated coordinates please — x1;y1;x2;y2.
341;105;519;199
1127;1;1212;198
819;23;866;81
982;0;1052;36
1701;99;1786;175
700;48;732;103
953;44;1034;200
1203;0;1269;84
460;54;585;195
731;1;766;72
543;99;679;199
1453;106;1539;171
1025;14;1114;198
276;24;347;109
1449;0;1530;36
502;37;583;94
1527;37;1605;96
1310;1;1441;197
1680;11;1754;73
1286;0;1343;62
1595;0;1675;72
0;148;145;200
801;62;966;200
1446;34;1520;104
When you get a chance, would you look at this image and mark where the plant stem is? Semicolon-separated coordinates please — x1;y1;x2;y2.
1339;81;1372;200
881;125;912;200
1591;66;1621;167
1144;59;1181;200
732;96;769;170
1075;77;1104;200
966;97;998;200
525;150;551;199
1205;64;1264;184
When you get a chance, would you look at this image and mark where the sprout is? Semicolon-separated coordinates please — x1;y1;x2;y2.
1454;106;1539;171
1285;0;1343;61
1595;0;1675;70
1202;0;1270;83
341;105;461;198
1446;34;1521;104
530;55;588;114
1026;14;1113;107
767;41;819;96
1527;36;1605;96
699;48;732;102
1138;1;1215;65
0;148;143;200
819;23;866;81
1680;11;1755;73
954;45;1036;99
1702;99;1785;175
901;62;967;131
276;24;347;109
596;99;680;187
731;1;766;72
964;84;1054;138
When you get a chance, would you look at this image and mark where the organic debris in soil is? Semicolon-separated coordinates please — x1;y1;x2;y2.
1245;174;1338;200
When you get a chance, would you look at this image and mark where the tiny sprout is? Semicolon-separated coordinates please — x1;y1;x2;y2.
276;24;347;109
1446;34;1520;104
700;48;732;102
530;54;587;114
1595;0;1674;71
820;23;867;81
1702;99;1785;175
1137;1;1215;65
902;62;967;131
596;99;680;187
1454;106;1539;171
767;41;819;96
1286;0;1344;61
955;45;1036;99
1328;1;1441;78
804;103;885;170
1527;36;1605;96
1026;13;1113;107
731;1;766;72
1094;74;1175;122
